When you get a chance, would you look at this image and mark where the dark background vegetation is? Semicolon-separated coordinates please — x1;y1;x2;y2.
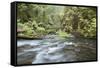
17;3;96;39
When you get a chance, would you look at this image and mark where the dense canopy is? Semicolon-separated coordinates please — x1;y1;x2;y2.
17;3;97;39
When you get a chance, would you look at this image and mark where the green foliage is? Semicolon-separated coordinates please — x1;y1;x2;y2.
79;18;96;38
56;30;71;37
17;3;97;39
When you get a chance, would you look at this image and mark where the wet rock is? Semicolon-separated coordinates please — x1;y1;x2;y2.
17;51;36;65
17;44;40;53
17;44;34;52
43;35;58;39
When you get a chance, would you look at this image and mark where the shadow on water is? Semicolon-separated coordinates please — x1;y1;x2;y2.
17;35;97;65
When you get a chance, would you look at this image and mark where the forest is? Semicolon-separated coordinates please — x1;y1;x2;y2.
17;3;97;39
17;3;97;65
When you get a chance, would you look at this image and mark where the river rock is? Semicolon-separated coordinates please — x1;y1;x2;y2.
17;51;36;65
17;44;34;53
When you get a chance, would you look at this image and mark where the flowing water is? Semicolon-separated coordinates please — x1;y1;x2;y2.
17;35;96;65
